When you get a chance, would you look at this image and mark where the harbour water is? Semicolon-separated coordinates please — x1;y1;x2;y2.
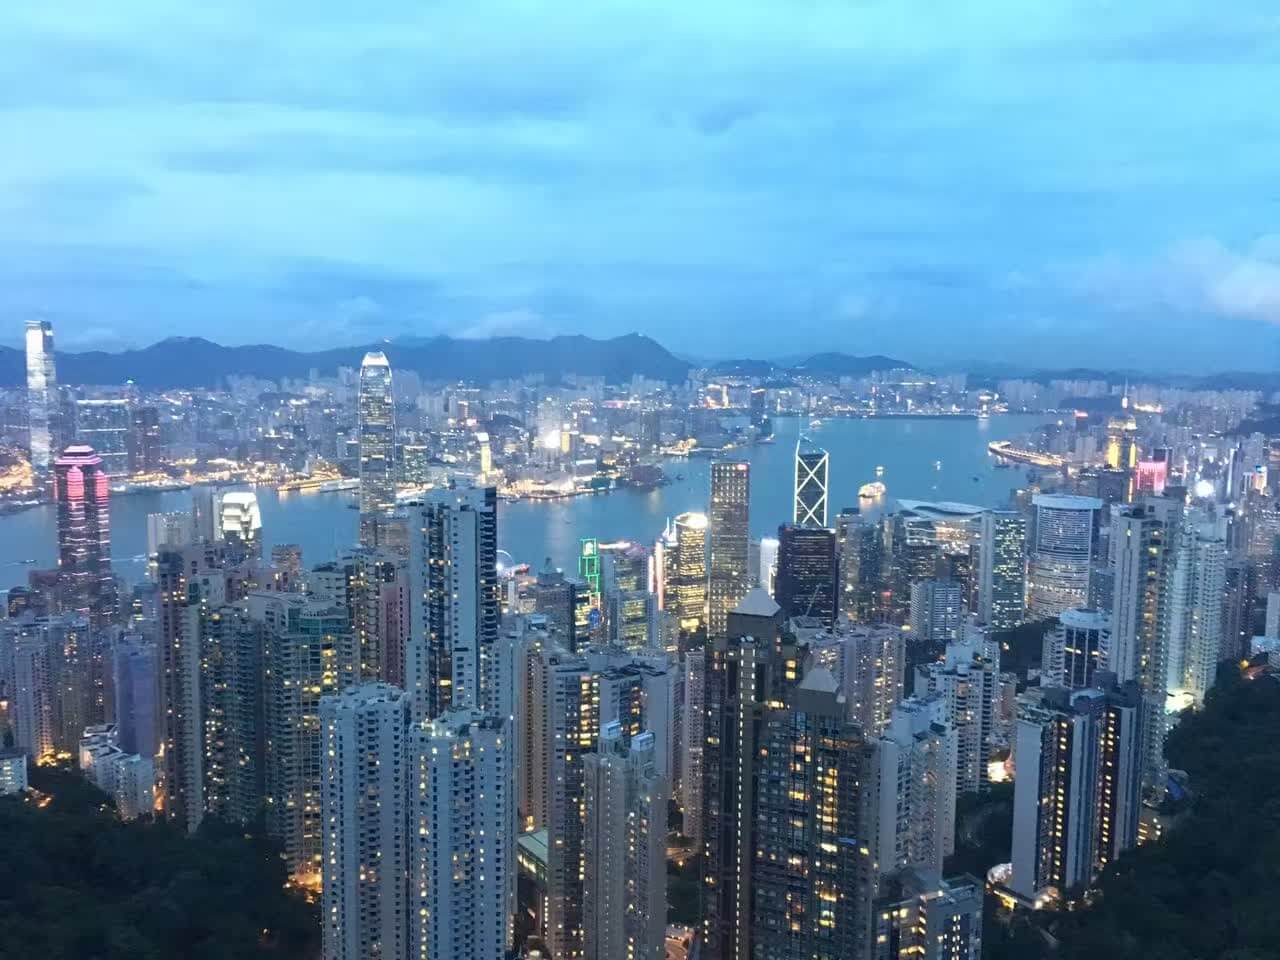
0;414;1046;587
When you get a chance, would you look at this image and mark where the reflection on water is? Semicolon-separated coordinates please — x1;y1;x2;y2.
0;414;1046;587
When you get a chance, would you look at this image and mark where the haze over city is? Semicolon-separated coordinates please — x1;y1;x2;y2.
4;2;1280;370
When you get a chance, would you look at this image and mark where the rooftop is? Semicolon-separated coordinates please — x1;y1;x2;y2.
733;587;781;618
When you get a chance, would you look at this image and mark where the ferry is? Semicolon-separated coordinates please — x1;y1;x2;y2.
858;481;887;500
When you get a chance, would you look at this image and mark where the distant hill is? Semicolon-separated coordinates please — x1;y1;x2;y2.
0;333;692;388
791;352;914;377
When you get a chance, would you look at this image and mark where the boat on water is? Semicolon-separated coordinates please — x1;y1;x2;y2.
809;418;823;428
875;465;885;479
858;481;887;499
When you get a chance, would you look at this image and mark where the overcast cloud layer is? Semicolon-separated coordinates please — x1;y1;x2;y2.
2;1;1280;371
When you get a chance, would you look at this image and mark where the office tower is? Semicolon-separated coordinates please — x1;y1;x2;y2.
128;405;163;473
977;510;1025;630
25;319;58;474
155;550;207;833
1009;681;1141;904
708;461;751;637
604;588;658;651
758;535;779;596
53;445;116;628
73;399;131;477
358;351;396;537
841;623;906;737
410;708;513;960
320;684;409;960
606;542;650;593
750;669;873;960
112;635;158;759
1164;512;1227;706
872;869;983;960
1043;608;1111;690
870;695;958;878
909;579;964;646
258;592;358;881
835;508;875;620
202;603;266;825
406;487;500;722
794;437;829;527
11;629;56;760
532;564;579;649
776;523;838;625
216;491;262;556
192;487;218;542
583;726;667;960
671;511;708;632
916;629;999;795
680;646;706;844
701;624;802;959
1027;494;1103;619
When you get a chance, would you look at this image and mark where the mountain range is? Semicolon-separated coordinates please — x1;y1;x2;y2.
0;334;913;389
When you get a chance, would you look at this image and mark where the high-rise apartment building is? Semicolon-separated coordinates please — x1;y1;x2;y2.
909;579;964;646
872;869;983;960
25;319;58;474
1163;512;1226;706
320;684;409;960
257;592;358;881
357;351;396;535
1009;681;1141;905
680;645;707;844
112;635;159;760
708;461;751;637
916;628;999;795
410;708;513;960
1042;608;1111;690
406;487;500;722
977;510;1025;630
583;726;667;960
840;623;906;738
54;445;116;628
1027;494;1102;619
869;695;958;878
749;670;874;960
776;523;838;625
202;603;266;825
794;438;829;527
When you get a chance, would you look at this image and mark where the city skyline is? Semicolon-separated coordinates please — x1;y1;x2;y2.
4;3;1280;371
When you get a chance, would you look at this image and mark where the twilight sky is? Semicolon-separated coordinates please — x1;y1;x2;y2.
2;1;1280;372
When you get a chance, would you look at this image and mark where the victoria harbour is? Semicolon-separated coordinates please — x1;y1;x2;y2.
0;414;1045;585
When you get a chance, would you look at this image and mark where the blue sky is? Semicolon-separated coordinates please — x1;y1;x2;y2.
2;1;1280;371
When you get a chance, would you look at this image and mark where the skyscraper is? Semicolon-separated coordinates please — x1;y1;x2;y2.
155;549;207;834
1163;512;1226;706
1009;681;1141;905
916;628;1000;795
358;351;396;536
410;708;514;960
112;635;159;760
869;695;958;878
672;511;708;632
776;523;838;625
708;461;750;637
749;669;874;960
25;319;58;474
680;645;707;844
840;623;907;738
1108;499;1177;795
794;437;829;528
977;510;1025;630
216;490;263;556
909;579;964;646
320;684;409;960
583;726;667;960
73;399;131;477
1042;608;1110;690
1027;494;1102;619
406;487;500;722
53;445;116;628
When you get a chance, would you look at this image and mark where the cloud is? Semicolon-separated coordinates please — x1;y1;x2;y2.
1;1;1279;371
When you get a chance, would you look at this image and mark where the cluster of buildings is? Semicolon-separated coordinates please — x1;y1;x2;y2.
4;327;1280;958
